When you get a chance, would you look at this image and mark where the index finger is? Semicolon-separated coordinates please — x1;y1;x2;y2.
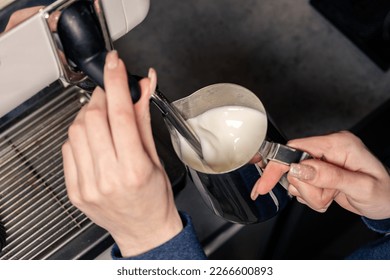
251;161;290;199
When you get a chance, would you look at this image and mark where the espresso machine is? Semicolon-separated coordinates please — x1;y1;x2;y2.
0;0;161;259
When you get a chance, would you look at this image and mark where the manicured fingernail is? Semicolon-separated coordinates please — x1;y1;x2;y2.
289;163;316;181
148;67;157;96
106;50;119;70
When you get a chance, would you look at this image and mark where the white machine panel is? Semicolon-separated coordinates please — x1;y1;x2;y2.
0;0;150;118
0;13;59;117
102;0;150;41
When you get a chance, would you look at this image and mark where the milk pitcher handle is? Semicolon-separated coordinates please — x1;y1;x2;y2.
258;140;311;166
258;140;312;189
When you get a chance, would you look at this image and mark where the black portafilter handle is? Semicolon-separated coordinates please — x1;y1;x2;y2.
57;1;141;103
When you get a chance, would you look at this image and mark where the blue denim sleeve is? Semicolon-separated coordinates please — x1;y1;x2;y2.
111;212;207;260
346;217;390;259
361;217;390;234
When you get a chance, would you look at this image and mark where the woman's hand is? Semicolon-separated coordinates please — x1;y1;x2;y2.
251;131;390;220
62;51;182;257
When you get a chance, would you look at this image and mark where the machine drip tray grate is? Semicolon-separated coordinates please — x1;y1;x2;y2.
0;86;94;259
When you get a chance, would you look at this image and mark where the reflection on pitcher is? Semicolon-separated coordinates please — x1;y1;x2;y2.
187;164;290;224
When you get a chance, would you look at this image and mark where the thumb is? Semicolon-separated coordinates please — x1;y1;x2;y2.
288;159;370;197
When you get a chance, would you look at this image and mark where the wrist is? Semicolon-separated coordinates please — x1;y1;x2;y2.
111;211;207;260
112;209;183;258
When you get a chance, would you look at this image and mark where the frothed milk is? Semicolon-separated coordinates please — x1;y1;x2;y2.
174;105;267;173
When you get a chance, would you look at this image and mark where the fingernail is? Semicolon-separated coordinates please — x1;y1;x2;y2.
106;50;119;70
319;198;333;213
250;187;259;201
289;163;316;181
296;196;306;205
287;184;298;196
148;67;157;96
